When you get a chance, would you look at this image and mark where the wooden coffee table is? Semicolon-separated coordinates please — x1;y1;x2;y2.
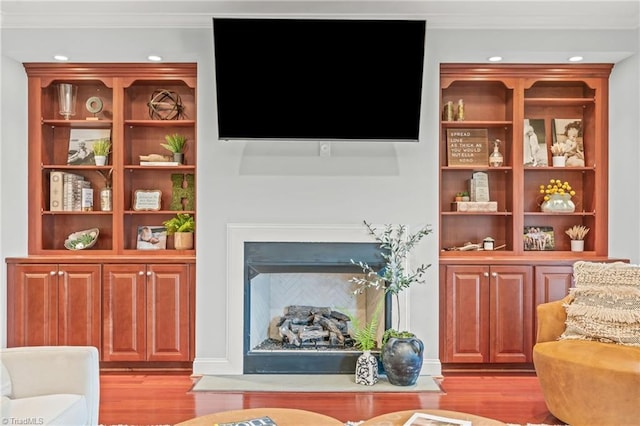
175;407;344;425
360;409;506;426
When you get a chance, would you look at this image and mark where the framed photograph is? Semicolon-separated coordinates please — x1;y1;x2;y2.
403;412;471;426
67;128;111;165
136;225;167;250
524;226;555;251
552;118;584;167
523;118;548;167
133;190;162;211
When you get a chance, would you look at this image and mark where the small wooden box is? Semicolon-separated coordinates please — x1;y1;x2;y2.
451;201;498;212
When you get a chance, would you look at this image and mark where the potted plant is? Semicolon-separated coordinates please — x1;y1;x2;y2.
351;220;432;386
565;224;590;252
92;138;111;166
161;133;187;164
348;300;383;386
162;213;194;250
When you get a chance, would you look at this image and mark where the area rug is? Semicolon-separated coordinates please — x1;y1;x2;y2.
190;374;443;393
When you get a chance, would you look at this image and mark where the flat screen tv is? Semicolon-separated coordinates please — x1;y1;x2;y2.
212;18;426;142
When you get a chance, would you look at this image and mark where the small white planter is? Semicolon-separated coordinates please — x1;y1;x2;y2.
570;240;585;252
95;155;107;166
552;156;566;167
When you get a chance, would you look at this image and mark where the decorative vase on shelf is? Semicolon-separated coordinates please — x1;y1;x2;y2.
95;155;107;166
355;350;378;386
571;240;585;252
552;156;566;167
541;193;575;213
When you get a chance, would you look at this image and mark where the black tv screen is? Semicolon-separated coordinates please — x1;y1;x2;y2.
213;18;426;142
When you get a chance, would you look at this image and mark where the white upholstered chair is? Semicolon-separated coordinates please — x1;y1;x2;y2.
1;346;100;425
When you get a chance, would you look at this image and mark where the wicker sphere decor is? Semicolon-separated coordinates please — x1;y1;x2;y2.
148;89;184;120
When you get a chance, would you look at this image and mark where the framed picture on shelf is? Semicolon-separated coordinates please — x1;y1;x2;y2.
524;226;555;251
67;128;111;165
133;189;162;211
136;226;167;250
552;118;584;167
523;118;548;167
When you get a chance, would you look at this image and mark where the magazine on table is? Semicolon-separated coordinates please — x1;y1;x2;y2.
216;416;277;426
403;412;472;426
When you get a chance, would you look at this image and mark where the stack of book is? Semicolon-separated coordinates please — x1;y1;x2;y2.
50;171;93;211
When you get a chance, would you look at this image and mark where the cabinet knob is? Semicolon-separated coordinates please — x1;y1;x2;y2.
139;271;144;276
50;271;56;276
147;271;152;277
492;272;497;277
58;270;64;276
483;272;489;277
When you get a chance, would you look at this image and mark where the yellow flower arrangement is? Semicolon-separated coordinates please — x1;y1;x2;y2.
539;179;576;202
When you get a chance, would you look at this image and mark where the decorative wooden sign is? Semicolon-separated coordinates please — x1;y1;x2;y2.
446;129;489;167
133;190;162;211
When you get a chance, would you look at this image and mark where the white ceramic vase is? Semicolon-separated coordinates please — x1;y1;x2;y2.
355;350;378;386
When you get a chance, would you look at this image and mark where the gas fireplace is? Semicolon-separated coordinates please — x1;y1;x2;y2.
243;241;390;374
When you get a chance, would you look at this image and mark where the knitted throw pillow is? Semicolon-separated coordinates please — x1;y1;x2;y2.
561;261;640;347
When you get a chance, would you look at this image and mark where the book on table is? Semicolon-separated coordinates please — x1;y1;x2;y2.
403;412;471;426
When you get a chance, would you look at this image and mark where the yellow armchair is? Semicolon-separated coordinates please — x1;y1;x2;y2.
533;297;640;426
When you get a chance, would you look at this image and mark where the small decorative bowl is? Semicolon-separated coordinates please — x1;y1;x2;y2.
64;228;99;250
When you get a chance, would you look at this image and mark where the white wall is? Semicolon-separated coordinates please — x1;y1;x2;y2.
1;27;638;372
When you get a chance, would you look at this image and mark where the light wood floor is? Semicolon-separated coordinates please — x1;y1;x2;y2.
99;372;563;425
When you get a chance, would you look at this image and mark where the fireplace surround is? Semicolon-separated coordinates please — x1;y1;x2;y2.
192;223;440;377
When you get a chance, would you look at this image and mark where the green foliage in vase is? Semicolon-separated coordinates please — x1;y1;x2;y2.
92;138;111;156
350;220;433;331
161;133;187;153
348;300;384;351
381;329;416;347
163;213;194;235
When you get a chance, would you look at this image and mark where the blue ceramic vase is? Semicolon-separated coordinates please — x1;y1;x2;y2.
381;336;424;386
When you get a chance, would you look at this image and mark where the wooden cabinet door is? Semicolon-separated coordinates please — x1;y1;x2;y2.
534;265;573;306
489;266;533;363
146;264;190;361
7;264;58;347
443;265;490;363
102;264;146;361
57;264;101;348
8;263;101;349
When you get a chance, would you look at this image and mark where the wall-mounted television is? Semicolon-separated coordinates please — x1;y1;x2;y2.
212;18;426;142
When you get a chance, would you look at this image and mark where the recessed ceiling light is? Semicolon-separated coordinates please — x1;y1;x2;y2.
53;55;69;61
568;56;584;62
148;55;163;62
488;56;503;62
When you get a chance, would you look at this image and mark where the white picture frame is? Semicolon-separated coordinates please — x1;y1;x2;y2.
133;189;162;211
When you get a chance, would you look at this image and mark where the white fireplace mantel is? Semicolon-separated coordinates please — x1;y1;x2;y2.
192;223;441;376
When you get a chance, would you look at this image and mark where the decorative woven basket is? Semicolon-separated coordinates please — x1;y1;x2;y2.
64;228;99;250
